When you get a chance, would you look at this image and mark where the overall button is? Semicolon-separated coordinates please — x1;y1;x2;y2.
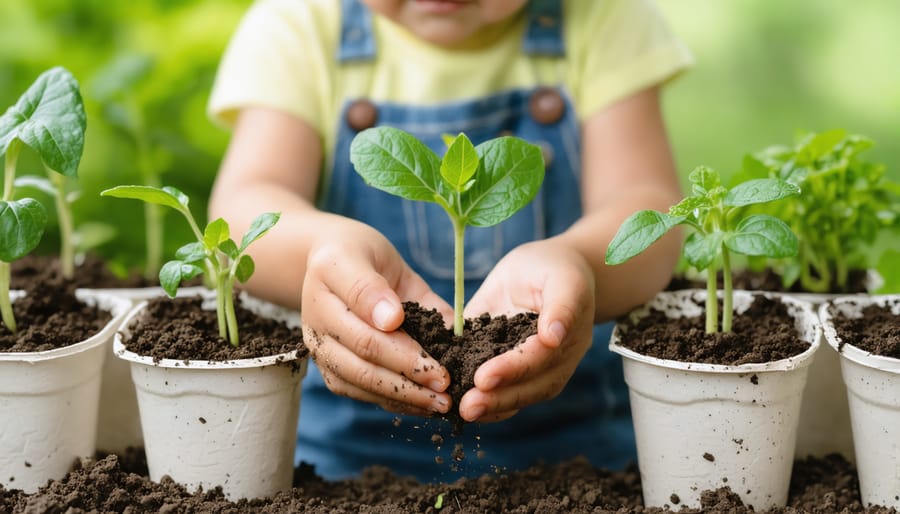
346;99;378;131
529;88;565;125
538;141;554;168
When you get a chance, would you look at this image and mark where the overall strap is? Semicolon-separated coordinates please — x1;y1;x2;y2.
338;0;565;62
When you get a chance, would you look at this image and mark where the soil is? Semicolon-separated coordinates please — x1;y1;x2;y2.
0;279;112;352
10;253;157;290
616;295;809;365
828;300;900;358
666;268;870;294
0;450;894;513
120;295;307;362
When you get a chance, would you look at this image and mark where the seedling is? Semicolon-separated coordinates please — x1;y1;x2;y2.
0;67;86;332
606;166;800;333
350;127;544;335
735;129;900;293
100;185;279;346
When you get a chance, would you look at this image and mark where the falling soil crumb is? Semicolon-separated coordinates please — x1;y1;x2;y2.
431;434;444;446
703;452;715;462
476;450;486;460
750;374;759;385
198;417;206;424
452;443;466;462
434;456;444;465
670;493;680;505
392;417;402;428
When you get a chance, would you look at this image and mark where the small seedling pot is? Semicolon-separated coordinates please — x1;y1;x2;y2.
0;290;131;493
609;290;820;510
80;286;208;454
819;295;900;509
114;291;308;500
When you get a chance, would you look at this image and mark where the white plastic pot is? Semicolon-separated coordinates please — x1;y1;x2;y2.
820;295;900;509
610;290;820;510
114;291;308;500
80;286;208;454
0;290;131;493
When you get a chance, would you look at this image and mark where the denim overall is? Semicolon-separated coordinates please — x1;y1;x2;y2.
296;0;635;482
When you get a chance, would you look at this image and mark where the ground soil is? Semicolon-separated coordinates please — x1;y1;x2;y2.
10;253;158;290
828;300;900;358
0;450;894;513
666;269;870;294
616;294;809;365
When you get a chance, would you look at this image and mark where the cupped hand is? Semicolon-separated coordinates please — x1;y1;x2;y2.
459;239;596;423
301;220;454;415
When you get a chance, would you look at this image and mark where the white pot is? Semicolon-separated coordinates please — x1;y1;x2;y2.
610;290;820;510
79;286;208;454
114;291;308;500
0;290;131;493
820;295;900;509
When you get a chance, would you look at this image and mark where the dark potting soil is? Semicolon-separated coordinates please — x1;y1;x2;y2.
616;295;809;365
10;253;158;290
400;301;538;433
0;280;112;352
666;269;870;294
0;451;894;513
829;301;900;358
121;295;307;362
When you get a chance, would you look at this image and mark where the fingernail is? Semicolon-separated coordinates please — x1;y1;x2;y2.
481;375;501;390
467;404;485;421
549;321;566;345
429;379;447;392
372;300;395;330
432;396;449;412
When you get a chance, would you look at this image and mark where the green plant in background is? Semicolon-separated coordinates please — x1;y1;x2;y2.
606;166;799;333
0;67;84;332
101;185;279;346
350;127;544;336
735;129;900;293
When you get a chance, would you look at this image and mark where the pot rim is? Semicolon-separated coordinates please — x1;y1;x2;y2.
819;294;900;373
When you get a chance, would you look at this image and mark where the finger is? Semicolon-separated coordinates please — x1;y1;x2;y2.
474;409;519;424
318;366;438;417
306;291;450;391
306;327;451;413
459;360;574;421
472;335;557;391
534;270;592;349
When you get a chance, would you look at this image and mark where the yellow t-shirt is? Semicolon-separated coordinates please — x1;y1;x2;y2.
209;0;692;169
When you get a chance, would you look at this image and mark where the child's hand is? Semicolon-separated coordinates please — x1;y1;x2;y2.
301;220;453;416
458;240;596;422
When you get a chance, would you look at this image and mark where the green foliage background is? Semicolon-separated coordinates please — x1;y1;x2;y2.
0;0;898;272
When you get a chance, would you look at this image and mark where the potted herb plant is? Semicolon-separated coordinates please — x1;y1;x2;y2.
0;67;132;493
348;127;544;422
729;129;900;461
100;185;308;500
604;165;821;509
819;295;900;508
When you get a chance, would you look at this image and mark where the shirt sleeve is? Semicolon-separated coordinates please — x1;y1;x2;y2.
207;0;335;134
566;0;694;120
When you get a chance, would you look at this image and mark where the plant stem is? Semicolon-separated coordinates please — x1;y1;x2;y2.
721;246;733;333
705;267;718;334
214;263;228;341
1;141;22;333
48;171;74;279
452;218;465;337
136;127;163;278
223;274;239;347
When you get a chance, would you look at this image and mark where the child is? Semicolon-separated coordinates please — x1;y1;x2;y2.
207;0;692;481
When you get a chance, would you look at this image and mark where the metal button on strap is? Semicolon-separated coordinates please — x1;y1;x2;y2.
346;99;378;131
538;141;554;168
529;87;565;125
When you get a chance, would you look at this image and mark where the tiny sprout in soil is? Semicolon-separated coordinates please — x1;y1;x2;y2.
100;185;279;346
349;127;544;335
606;165;800;333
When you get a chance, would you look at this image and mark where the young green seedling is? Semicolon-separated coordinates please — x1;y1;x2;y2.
736;129;900;293
0;67;86;332
350;127;544;336
606;166;800;333
100;185;279;346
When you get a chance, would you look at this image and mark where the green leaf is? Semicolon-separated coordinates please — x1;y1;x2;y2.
668;195;710;217
234;254;255;282
350;127;445;203
14;175;57;196
683;231;723;271
725;214;798;258
461;137;544;227
0;67;86;177
175;241;206;263
90;53;155;102
724;178;800;207
605;210;684;265
240;212;280;251
204;218;230;250
159;260;203;297
100;185;191;218
0;198;47;262
800;129;846;161
218;239;239;259
688;166;720;195
440;133;479;192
